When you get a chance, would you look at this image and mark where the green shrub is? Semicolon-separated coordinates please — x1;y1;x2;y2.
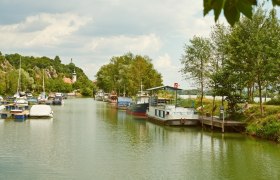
265;97;280;105
246;115;280;142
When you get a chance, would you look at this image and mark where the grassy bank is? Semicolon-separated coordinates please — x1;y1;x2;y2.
178;98;280;142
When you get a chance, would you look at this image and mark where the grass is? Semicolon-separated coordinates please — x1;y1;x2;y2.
178;97;280;142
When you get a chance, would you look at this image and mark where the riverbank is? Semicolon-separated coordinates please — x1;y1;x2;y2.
178;97;280;143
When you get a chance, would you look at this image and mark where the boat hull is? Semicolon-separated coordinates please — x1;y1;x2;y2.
146;105;199;126
29;105;53;118
126;103;149;117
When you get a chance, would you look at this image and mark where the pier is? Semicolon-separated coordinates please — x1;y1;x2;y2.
0;104;30;120
199;116;246;132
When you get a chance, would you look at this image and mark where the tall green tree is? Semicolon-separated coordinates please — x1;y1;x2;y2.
95;53;162;96
227;8;280;116
181;36;212;106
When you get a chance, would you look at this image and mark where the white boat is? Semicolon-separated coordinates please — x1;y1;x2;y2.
0;105;5;111
29;105;53;118
95;90;105;101
38;69;48;104
14;97;29;106
146;85;199;126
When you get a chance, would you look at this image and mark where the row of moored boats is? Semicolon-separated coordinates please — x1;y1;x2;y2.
0;92;65;120
95;85;199;126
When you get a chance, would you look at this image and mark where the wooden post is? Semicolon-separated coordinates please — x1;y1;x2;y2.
222;110;225;133
201;115;204;127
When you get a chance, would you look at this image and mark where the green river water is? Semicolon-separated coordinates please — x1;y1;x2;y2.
0;98;279;180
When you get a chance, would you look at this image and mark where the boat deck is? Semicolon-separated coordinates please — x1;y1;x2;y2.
0;110;29;119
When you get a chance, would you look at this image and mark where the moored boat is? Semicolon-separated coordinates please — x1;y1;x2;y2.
108;91;118;104
53;93;64;105
146;85;199;126
126;89;149;117
29;104;53;118
117;97;132;110
95;90;105;101
38;70;48;104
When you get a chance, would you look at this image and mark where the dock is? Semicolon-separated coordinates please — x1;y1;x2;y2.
0;110;30;120
199;116;246;132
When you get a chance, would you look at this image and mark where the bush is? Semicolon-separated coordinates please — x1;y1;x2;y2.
81;87;93;97
265;97;280;105
246;115;280;142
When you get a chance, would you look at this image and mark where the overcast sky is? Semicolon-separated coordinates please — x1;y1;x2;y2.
0;0;233;89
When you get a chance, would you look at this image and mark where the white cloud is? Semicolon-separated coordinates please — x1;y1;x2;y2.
154;54;173;69
0;0;228;89
0;13;92;48
88;34;162;54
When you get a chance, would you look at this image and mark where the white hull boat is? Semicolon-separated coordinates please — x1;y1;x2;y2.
29;105;53;118
146;85;199;126
146;105;199;126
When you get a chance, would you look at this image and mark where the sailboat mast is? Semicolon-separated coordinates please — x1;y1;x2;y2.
17;56;21;94
42;69;45;93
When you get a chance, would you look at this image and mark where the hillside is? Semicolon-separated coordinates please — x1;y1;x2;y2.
0;52;95;96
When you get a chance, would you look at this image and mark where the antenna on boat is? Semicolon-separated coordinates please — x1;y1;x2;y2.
140;81;143;93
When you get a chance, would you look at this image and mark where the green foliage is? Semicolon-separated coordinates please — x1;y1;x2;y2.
182;7;280;116
180;36;212;106
245;105;280;141
0;53;93;96
203;0;280;26
177;98;196;108
95;53;163;96
225;94;246;117
265;97;280;105
80;87;93;97
246;115;280;142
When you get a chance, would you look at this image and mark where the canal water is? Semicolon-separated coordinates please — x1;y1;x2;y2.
0;98;279;180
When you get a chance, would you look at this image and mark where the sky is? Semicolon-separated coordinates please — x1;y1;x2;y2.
0;0;266;90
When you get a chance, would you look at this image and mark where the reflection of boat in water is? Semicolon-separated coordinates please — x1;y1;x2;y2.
29;105;53;118
146;85;199;126
29;118;53;130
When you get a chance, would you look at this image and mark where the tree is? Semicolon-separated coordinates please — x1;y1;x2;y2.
54;56;61;64
226;8;280;116
203;0;280;26
181;36;212;106
95;53;162;96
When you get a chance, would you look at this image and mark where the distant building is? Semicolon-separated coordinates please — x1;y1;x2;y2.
63;77;72;84
63;69;77;84
72;69;77;83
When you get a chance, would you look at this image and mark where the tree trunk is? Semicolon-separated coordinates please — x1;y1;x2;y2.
264;85;267;103
247;86;250;100
252;85;255;102
200;59;204;107
257;77;263;116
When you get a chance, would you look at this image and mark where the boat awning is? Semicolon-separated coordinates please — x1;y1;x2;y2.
146;85;182;91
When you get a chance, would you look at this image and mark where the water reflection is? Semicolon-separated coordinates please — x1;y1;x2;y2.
0;99;279;179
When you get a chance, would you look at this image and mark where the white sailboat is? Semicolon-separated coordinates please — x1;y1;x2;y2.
12;56;28;113
14;56;22;98
38;69;48;104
